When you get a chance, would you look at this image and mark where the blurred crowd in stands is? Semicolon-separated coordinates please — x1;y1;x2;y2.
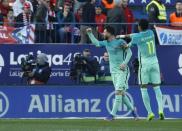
0;0;181;44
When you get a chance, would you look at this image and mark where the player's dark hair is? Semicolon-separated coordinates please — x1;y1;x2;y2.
105;26;115;35
138;19;149;31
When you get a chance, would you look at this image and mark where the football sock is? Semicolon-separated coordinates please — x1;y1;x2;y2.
123;94;134;111
141;88;153;114
154;86;163;112
111;95;122;116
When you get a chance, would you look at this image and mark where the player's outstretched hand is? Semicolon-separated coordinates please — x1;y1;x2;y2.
86;28;92;33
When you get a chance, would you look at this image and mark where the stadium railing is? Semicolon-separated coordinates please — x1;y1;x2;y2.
1;22;180;44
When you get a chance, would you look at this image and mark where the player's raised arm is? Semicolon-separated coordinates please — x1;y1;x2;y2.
116;34;131;39
86;28;101;47
119;33;139;48
116;34;134;49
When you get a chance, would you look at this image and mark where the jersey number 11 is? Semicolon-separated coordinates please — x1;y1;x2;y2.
147;41;155;55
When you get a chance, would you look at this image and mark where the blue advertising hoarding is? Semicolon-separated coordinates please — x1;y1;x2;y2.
0;44;182;85
157;46;182;85
0;44;105;85
0;86;181;118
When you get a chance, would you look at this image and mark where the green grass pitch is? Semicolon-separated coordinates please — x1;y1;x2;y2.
0;119;181;131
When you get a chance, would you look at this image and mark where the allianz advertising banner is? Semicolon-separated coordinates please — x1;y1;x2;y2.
0;45;182;85
0;86;181;118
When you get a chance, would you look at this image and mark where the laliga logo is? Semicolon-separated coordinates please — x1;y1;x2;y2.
178;54;182;76
0;54;5;74
106;91;134;117
0;92;9;117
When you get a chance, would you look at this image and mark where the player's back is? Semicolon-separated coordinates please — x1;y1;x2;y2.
133;30;158;65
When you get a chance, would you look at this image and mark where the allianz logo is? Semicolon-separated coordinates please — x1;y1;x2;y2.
28;93;134;116
28;94;101;113
106;91;133;117
178;54;182;76
0;92;9;117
